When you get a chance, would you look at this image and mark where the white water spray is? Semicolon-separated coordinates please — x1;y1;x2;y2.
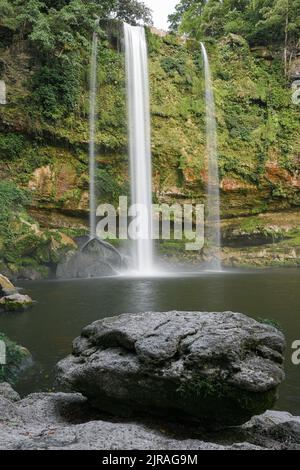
124;23;154;274
89;26;99;239
201;42;221;270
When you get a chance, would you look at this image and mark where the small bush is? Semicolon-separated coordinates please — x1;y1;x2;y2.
258;318;282;331
0;332;29;383
0;134;25;160
160;56;186;77
96;168;129;203
31;59;81;120
0;181;31;239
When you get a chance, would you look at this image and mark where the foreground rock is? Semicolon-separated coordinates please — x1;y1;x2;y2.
0;382;20;401
0;389;299;450
57;311;286;428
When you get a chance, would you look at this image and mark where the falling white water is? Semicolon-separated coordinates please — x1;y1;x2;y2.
0;80;6;105
124;23;154;274
200;42;221;270
89;27;98;239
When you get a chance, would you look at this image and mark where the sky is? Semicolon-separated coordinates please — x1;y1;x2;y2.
143;0;179;31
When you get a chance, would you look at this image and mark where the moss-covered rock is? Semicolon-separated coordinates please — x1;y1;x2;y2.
0;293;33;312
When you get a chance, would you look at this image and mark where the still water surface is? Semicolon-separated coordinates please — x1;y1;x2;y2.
0;268;299;414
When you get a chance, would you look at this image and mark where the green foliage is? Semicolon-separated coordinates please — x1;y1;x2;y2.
160;56;187;77
31;60;81;120
169;0;203;32
113;0;153;25
171;0;300;52
0;134;25;160
219;155;259;185
177;375;232;399
0;332;29;383
177;372;278;420
258;317;283;331
0;0;153;124
97;168;128;203
0;181;30;210
0;181;31;254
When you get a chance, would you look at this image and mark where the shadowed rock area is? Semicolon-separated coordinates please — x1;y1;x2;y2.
57;311;286;428
0;384;299;450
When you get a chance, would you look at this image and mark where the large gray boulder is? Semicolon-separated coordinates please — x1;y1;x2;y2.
56;237;124;279
56;311;286;428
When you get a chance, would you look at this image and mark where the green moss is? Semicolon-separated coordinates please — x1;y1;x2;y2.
177;375;232;399
257;318;283;331
0;133;25;160
177;374;278;426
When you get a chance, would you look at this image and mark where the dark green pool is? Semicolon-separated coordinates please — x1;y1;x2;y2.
0;268;299;414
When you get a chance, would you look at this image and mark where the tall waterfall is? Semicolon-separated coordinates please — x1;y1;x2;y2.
201;43;221;270
124;24;154;274
89;27;98;239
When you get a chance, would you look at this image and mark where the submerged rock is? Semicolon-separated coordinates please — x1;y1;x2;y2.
0;273;35;312
0;293;33;312
56;311;286;428
0;390;299;450
56;237;124;279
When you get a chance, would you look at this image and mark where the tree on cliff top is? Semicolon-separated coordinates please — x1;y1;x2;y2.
0;0;153;32
169;0;300;52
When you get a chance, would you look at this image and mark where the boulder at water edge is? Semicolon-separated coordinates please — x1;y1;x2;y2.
56;237;124;279
56;311;286;428
0;293;33;312
0;274;16;296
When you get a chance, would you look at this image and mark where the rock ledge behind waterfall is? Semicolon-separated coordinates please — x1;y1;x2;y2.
56;311;286;427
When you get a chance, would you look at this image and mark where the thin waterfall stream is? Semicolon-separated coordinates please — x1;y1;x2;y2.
201;42;221;270
89;25;99;239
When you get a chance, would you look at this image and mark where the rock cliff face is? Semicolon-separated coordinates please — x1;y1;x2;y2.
0;29;299;273
57;311;286;428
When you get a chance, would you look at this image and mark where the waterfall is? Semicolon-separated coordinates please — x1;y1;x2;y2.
124;23;154;274
0;80;6;105
89;27;99;239
200;43;221;271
